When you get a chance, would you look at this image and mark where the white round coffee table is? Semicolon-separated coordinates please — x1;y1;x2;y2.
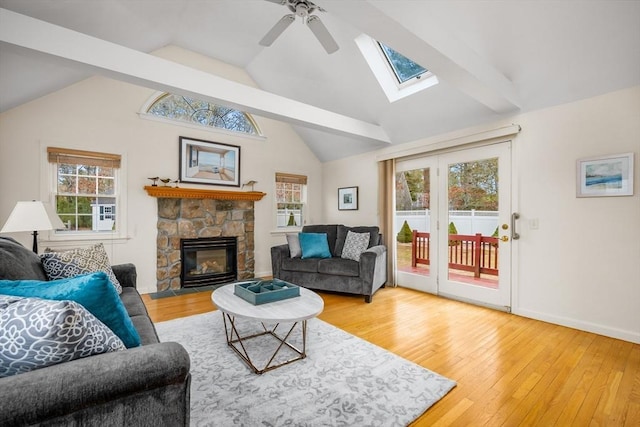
212;282;324;374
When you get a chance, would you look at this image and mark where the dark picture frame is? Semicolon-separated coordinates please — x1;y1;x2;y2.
179;136;241;187
338;186;359;210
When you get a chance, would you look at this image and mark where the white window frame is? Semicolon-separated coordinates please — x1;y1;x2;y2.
138;91;266;142
275;174;307;231
355;34;438;103
41;144;128;244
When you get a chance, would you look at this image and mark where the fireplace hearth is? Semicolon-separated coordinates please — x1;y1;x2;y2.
180;237;237;288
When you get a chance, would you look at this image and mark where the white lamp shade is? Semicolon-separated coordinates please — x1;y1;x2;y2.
1;201;66;233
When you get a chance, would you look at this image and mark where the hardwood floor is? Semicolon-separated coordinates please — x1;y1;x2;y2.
142;286;640;426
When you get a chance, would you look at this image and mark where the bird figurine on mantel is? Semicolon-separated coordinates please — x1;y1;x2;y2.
160;178;171;187
148;177;159;187
242;180;258;191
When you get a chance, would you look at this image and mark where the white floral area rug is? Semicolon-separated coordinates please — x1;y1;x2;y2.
155;311;456;427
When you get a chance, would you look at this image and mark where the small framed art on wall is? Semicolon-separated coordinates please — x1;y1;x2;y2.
338;186;359;210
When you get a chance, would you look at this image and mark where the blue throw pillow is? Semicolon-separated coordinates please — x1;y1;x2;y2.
299;233;332;259
0;272;140;348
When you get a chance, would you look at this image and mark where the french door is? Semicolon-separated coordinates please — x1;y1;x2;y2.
394;142;514;310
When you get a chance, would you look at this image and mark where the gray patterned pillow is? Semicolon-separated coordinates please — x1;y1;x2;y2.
40;243;122;294
340;231;370;261
0;295;126;378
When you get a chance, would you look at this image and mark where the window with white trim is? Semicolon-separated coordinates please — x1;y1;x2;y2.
146;93;261;135
377;42;428;85
355;34;438;103
48;147;121;235
276;173;307;229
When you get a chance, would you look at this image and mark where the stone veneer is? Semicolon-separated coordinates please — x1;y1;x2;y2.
155;198;255;291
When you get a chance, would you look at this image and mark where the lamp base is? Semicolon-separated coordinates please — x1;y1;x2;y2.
32;230;39;254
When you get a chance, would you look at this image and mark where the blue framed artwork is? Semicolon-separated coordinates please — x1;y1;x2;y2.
576;152;634;197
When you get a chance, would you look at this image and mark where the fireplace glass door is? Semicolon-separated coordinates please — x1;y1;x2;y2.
180;237;237;287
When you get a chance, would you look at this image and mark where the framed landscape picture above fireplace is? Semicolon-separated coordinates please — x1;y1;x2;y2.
179;137;241;187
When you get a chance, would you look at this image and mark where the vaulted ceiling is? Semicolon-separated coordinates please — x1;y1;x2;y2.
1;0;639;161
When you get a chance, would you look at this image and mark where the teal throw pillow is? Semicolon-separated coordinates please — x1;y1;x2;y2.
299;233;332;259
0;272;140;348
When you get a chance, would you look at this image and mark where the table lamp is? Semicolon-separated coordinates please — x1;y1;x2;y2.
0;201;66;253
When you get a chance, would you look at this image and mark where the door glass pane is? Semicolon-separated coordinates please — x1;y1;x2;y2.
447;158;500;287
395;168;431;277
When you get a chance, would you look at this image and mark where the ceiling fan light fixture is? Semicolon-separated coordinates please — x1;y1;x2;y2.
295;3;310;17
261;0;339;53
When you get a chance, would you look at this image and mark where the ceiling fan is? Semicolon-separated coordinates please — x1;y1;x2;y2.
260;0;339;54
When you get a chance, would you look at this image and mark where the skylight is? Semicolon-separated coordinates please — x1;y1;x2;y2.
355;34;438;103
378;42;428;84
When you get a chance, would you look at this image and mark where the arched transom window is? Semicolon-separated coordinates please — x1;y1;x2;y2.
147;93;260;135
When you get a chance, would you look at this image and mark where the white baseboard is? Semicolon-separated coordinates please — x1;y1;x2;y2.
513;308;640;344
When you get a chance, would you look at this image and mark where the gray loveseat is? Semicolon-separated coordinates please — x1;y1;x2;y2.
271;224;387;303
0;237;191;426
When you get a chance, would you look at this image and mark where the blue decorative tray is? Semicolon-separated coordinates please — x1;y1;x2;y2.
234;279;300;305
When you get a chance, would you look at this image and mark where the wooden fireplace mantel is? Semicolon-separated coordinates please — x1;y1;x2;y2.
144;186;266;201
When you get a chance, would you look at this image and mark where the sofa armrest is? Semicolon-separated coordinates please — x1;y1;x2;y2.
271;244;290;279
112;263;137;288
0;342;190;426
360;245;388;298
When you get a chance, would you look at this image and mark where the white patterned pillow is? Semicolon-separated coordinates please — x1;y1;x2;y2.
286;233;302;258
340;231;370;261
40;243;122;294
0;295;126;378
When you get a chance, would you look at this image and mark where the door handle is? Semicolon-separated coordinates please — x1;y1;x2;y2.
511;213;520;240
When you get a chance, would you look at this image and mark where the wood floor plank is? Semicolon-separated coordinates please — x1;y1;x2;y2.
142;285;639;426
501;331;594;425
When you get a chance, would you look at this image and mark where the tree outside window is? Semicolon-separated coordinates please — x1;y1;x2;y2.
48;147;120;233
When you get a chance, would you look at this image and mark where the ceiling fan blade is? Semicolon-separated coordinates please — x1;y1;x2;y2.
259;14;296;47
307;15;339;54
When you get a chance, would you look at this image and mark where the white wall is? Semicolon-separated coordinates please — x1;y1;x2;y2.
322;86;640;343
323;150;381;226
0;46;323;293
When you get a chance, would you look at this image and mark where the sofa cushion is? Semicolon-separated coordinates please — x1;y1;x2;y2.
302;225;339;256
286;233;302;258
0;272;141;348
299;233;332;259
335;226;380;256
129;314;160;346
41;243;122;294
0;295;125;378
120;287;150;318
341;231;371;261
317;258;360;277
281;257;320;273
0;237;48;281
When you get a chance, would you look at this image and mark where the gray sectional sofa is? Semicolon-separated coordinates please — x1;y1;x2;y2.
271;224;387;302
0;237;191;426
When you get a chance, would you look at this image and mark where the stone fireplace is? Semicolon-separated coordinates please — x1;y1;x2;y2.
146;186;266;292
